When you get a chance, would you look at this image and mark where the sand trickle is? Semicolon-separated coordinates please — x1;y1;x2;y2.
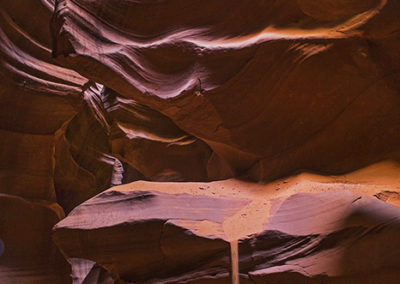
230;240;239;284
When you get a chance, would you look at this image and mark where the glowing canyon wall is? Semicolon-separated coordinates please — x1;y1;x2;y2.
1;0;400;283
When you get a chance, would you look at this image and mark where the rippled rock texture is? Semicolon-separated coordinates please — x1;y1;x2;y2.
1;0;400;283
54;166;400;283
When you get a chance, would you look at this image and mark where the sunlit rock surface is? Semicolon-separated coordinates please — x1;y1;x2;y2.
53;163;400;283
1;0;400;283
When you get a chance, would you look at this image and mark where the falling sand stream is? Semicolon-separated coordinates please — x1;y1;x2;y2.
222;198;274;284
230;240;239;284
222;197;274;284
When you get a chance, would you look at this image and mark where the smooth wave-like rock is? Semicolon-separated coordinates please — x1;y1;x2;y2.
0;0;87;281
2;0;400;283
1;1;229;279
51;0;400;180
53;163;400;283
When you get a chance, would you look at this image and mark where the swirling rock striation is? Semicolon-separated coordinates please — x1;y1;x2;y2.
0;0;85;282
1;0;400;283
51;0;400;180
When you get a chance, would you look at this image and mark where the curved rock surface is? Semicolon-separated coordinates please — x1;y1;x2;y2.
1;0;85;282
51;0;400;180
1;0;400;283
53;162;400;283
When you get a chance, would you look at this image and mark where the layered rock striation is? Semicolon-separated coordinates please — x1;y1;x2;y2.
53;163;400;283
1;0;400;283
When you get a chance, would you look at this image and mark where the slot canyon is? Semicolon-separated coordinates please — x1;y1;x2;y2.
1;0;400;283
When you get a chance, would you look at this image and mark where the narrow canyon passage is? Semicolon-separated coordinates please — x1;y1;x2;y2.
1;0;400;283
